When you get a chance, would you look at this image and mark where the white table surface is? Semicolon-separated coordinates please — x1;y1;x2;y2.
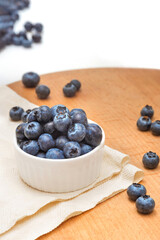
1;0;160;86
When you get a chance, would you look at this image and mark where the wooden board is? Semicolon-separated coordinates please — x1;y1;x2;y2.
9;68;160;240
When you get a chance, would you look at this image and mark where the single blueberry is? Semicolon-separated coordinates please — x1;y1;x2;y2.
136;195;155;214
54;113;72;132
34;23;43;33
127;183;147;201
11;12;19;22
16;123;27;140
36;105;52;123
22;39;32;48
85;123;102;147
137;116;152;131
63;83;77;97
24;121;43;140
18;31;27;39
46;148;65;159
70;108;86;116
38;133;55;152
43;121;55;134
80;143;92;155
51;104;69;118
56;136;69;150
17;139;27;149
68;123;86;142
27;108;39;122
24;21;33;31
140;105;154;118
36;85;50;99
22;140;39;156
32;33;41;43
71;111;88;126
22;72;40;88
21;109;32;122
142;151;159;169
70;79;81;91
63;141;81;158
36;151;46;158
9;106;24;121
151;120;160;136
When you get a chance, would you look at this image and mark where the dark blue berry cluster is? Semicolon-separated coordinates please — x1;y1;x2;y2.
10;105;103;159
0;0;43;50
127;183;155;214
63;79;81;97
137;105;160;136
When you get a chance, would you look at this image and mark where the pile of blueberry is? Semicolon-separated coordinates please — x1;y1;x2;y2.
127;183;155;214
0;0;43;50
137;105;160;135
9;105;103;159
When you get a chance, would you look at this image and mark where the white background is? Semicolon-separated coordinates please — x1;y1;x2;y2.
1;0;160;85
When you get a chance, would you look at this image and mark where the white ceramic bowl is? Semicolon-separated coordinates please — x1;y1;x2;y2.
14;120;105;193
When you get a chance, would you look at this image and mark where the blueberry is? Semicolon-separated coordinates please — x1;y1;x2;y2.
85;123;102;147
17;139;27;149
51;104;69;118
140;105;154;118
136;195;155;214
1;30;13;45
71;111;88;126
36;85;50;99
46;148;65;159
70;108;86;116
142;151;159;169
22;39;32;48
13;36;22;46
22;72;40;88
63;83;77;97
32;33;41;43
54;113;72;132
56;136;69;150
21;109;32;122
36;105;52;123
70;79;81;91
137;116;152;131
127;183;147;201
34;23;43;33
63;141;81;158
9;106;24;121
151;120;160;136
38;133;55;152
43;121;55;134
80;143;92;155
36;151;46;158
16;123;27;140
24;21;33;32
24;121;43;140
68;123;86;142
22;140;39;156
0;21;14;32
27;108;39;122
18;31;27;39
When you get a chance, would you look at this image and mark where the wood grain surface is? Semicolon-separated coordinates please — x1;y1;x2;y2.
9;68;160;240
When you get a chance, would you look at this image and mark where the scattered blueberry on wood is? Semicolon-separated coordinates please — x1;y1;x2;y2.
22;72;40;88
136;195;155;214
142;151;159;169
140;105;154;118
127;183;146;201
63;79;81;97
137;116;152;131
35;85;50;99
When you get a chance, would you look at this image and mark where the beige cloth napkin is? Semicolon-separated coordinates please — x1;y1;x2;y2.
0;86;143;240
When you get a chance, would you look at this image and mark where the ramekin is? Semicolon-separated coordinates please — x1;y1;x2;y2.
14;120;105;193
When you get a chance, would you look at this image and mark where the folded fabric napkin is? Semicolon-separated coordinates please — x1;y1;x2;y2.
0;86;143;240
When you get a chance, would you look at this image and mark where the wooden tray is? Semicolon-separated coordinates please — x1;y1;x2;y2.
9;68;160;240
